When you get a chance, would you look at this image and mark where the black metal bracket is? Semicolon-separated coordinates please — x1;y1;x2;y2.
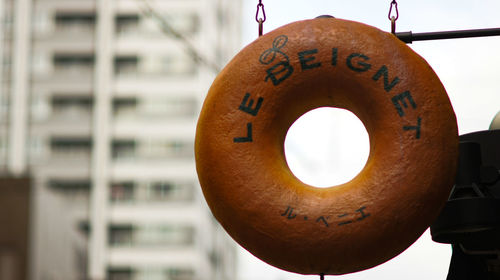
395;27;500;43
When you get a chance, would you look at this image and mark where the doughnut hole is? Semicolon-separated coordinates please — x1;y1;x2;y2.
284;107;370;188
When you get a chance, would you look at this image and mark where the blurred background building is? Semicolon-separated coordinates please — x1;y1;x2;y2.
0;0;241;279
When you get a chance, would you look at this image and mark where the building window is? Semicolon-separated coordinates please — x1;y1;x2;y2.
141;139;194;159
107;267;194;280
109;225;134;247
110;181;194;204
109;224;195;247
112;97;137;117
50;137;92;157
149;181;194;202
112;138;193;161
54;13;95;33
48;179;91;202
110;182;135;203
113;97;197;119
51;95;93;117
114;56;138;76
107;267;134;280
112;140;136;160
115;14;140;36
53;54;94;76
150;182;172;198
78;221;90;238
113;54;196;76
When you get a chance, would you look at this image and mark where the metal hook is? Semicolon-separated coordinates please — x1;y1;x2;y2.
388;0;399;34
388;0;399;21
256;0;266;37
255;2;266;23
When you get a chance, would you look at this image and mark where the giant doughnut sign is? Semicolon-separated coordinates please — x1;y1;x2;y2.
195;18;459;275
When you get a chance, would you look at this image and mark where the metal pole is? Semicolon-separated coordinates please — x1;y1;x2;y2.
396;27;500;43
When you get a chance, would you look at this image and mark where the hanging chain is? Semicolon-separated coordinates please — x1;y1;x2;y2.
388;0;399;34
256;0;266;36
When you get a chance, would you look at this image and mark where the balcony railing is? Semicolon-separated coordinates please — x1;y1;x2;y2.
48;179;91;205
110;181;194;204
108;224;195;248
108;267;194;280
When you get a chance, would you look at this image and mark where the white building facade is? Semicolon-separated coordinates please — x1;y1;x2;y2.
0;0;241;279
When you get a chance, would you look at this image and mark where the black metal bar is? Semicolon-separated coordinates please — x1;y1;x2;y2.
396;27;500;44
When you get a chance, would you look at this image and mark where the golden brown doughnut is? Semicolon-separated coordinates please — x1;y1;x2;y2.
195;18;458;275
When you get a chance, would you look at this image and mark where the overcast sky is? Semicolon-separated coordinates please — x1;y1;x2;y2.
233;1;500;279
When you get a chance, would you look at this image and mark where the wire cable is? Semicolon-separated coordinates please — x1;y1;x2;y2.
136;0;221;73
